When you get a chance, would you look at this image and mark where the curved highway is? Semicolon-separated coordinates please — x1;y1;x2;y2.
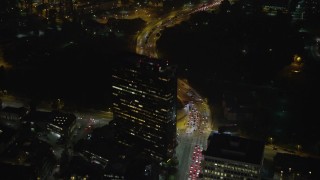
134;1;222;179
136;0;223;58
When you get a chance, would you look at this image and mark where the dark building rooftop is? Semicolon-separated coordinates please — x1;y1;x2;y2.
114;53;176;75
75;125;134;163
49;111;76;129
0;163;35;180
274;153;320;178
0;137;55;179
0;124;17;144
1;106;29;116
74;125;158;179
23;110;51;123
263;0;289;7
205;133;265;165
23;110;75;128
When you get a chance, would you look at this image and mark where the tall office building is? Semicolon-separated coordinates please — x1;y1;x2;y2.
202;133;265;180
111;54;177;162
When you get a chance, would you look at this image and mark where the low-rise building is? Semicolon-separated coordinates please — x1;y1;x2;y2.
262;0;289;16
0;124;19;154
273;153;320;179
0;106;29;128
0;138;56;179
23;111;51;133
46;111;76;138
23;110;76;138
72;125;160;180
202;133;265;180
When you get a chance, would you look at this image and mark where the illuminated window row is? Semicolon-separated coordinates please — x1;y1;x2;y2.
117;111;145;123
206;158;257;170
145;148;164;161
158;77;170;82
121;122;165;142
122;103;168;123
209;162;257;172
128;83;138;88
114;74;172;98
117;140;131;147
116;89;173;105
117;114;128;120
54;119;66;122
113;85;173;101
48;123;63;130
141;132;163;142
124;113;163;129
144;130;165;140
117;108;165;128
128;69;137;73
55;116;68;119
128;131;157;144
204;168;257;178
132;110;167;124
117;101;147;113
132;107;166;120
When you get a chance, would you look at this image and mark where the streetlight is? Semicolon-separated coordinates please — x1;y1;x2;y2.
268;137;273;145
297;144;302;152
294;54;302;64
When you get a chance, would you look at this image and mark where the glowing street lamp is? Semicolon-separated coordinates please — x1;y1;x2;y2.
294;55;302;63
297;144;302;152
268;137;273;145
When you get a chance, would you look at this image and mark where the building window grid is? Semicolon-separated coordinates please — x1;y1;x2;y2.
118;117;166;143
117;99;170;124
113;83;173;101
116;111;167;136
112;62;176;162
203;158;259;179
